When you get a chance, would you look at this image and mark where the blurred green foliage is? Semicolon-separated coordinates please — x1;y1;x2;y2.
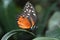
0;0;60;40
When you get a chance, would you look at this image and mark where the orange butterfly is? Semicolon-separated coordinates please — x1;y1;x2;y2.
17;2;37;29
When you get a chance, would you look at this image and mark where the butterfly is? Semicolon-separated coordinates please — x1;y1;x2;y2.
16;2;37;30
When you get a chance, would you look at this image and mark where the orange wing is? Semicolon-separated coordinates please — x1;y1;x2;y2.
17;16;31;29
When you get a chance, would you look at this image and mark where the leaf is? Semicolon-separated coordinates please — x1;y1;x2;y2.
33;37;59;40
0;25;4;39
36;2;57;36
0;0;22;32
46;11;60;39
1;29;35;40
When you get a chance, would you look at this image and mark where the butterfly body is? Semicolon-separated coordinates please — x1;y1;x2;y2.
17;2;37;29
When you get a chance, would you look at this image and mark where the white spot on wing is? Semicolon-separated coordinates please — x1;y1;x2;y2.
25;5;29;8
26;6;28;8
33;13;36;16
27;5;29;7
27;14;30;16
26;9;28;11
32;10;34;12
24;11;26;12
29;9;31;13
31;6;33;8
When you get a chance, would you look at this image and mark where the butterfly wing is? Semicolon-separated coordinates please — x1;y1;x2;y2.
17;2;37;29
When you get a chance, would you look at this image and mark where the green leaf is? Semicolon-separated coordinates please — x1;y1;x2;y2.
33;37;59;40
0;0;22;32
46;11;60;39
36;2;57;36
1;29;35;40
0;25;4;39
